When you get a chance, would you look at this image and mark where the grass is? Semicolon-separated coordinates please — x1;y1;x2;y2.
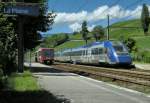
7;70;39;91
133;36;150;50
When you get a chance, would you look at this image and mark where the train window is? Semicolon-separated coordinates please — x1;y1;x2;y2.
92;48;99;55
83;50;86;55
99;48;103;54
113;45;126;52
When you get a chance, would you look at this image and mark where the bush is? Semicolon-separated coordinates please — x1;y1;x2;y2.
124;38;137;53
133;50;150;63
0;68;4;89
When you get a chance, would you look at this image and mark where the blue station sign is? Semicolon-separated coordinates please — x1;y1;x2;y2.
4;4;39;17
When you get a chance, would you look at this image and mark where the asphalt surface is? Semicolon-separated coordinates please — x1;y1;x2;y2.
25;62;150;103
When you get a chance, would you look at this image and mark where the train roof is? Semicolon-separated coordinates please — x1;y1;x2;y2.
61;40;122;52
37;48;54;51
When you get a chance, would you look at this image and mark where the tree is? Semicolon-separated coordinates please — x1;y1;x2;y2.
92;25;105;41
0;11;17;75
81;21;89;44
124;38;137;53
5;0;56;50
141;4;150;35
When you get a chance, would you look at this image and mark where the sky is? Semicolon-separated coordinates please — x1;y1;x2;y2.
41;0;150;35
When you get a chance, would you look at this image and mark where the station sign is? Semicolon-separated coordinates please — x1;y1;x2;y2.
3;4;39;17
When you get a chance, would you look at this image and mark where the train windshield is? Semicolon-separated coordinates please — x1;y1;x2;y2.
112;42;128;55
43;49;54;57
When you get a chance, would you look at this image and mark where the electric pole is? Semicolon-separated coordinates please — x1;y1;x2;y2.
107;14;110;40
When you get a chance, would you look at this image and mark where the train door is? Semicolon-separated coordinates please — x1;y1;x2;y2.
99;48;107;63
91;48;100;63
87;48;92;63
81;49;87;63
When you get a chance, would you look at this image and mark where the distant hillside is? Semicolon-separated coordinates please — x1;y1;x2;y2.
110;19;145;39
110;19;150;51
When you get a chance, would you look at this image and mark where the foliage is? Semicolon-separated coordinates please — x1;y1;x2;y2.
7;0;56;50
141;4;150;35
81;21;89;44
73;31;79;35
124;38;137;53
0;11;17;75
41;33;69;48
92;25;105;41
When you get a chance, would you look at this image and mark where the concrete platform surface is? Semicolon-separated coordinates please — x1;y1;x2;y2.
25;63;150;103
34;74;150;103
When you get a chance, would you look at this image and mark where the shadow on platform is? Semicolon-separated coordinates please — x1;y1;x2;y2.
0;90;70;103
29;66;63;73
28;65;78;77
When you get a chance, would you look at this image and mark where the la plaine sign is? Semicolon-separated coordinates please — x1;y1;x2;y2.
4;4;39;17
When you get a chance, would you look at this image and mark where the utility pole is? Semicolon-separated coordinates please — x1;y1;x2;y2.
107;14;110;40
18;0;25;73
18;15;24;73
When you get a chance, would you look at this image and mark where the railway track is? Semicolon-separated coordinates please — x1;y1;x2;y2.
52;63;150;87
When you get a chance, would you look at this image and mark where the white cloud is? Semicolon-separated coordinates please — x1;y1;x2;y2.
88;25;95;32
69;23;81;32
55;11;87;24
51;5;150;31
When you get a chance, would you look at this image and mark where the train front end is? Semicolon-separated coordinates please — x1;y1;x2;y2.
40;48;54;64
111;41;132;65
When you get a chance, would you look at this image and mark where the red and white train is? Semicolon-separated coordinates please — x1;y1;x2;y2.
35;48;54;64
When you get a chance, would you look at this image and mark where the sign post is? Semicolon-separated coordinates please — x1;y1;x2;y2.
3;2;39;73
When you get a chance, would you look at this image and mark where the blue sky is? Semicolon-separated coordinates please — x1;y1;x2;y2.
41;0;150;35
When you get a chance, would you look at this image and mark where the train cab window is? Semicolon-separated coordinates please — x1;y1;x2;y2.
113;45;128;55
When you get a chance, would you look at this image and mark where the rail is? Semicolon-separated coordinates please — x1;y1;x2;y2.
52;63;150;87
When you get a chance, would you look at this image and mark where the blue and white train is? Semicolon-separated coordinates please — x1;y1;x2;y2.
55;40;132;65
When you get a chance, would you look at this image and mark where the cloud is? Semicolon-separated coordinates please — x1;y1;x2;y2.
69;23;95;32
51;5;150;31
54;11;87;24
69;23;81;32
88;25;95;32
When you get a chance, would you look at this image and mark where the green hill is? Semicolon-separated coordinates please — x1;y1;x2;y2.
110;19;144;39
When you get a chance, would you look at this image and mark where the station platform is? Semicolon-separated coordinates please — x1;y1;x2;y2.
25;63;150;103
134;63;150;70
